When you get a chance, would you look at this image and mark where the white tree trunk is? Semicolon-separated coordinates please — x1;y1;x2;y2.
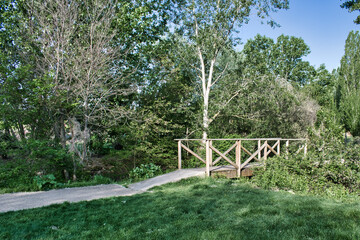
202;92;209;141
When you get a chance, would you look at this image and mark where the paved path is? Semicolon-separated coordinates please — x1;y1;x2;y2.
0;168;206;213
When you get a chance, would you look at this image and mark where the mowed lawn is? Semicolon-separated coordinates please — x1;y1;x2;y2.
0;178;359;240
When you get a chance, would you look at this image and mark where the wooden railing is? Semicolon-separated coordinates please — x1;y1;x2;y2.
175;138;307;177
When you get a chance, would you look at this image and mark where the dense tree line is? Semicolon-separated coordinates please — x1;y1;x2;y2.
0;0;359;186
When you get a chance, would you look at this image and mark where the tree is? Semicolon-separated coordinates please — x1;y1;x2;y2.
307;65;337;108
338;31;360;135
341;0;360;24
242;34;315;86
25;0;138;178
0;0;54;141
22;0;179;177
210;57;319;138
172;0;289;140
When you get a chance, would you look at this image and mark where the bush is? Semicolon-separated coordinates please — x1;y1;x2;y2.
96;150;135;180
13;140;74;181
0;140;75;192
251;143;360;201
129;163;162;181
33;174;60;190
0;158;35;192
92;175;113;184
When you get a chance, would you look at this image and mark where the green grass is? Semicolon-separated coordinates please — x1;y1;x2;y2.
1;177;360;239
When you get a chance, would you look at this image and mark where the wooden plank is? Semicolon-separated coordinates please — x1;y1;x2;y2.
285;140;289;159
281;138;307;141
209;140;213;167
240;143;266;169
295;145;305;154
277;140;280;155
236;140;241;177
264;141;278;156
178;141;182;169
264;140;268;160
266;143;278;155
304;143;307;156
241;145;260;162
241;168;253;177
258;140;261;161
175;138;283;141
212;143;237;165
210;145;239;169
210;165;256;178
180;143;205;163
206;140;210;177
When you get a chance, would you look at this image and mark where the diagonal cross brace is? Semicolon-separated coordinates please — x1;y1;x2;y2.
240;142;267;169
212;143;237;165
180;143;206;164
209;144;239;169
266;142;279;156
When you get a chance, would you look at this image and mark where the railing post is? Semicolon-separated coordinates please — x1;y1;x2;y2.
277;140;280;155
285;140;289;159
236;140;241;177
304;141;307;156
258;140;261;160
206;140;210;177
264;140;268;160
178;140;182;169
209;140;213;167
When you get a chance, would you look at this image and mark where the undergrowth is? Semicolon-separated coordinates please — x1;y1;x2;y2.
250;136;360;202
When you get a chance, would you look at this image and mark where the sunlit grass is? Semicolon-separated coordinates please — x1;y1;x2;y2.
1;177;359;239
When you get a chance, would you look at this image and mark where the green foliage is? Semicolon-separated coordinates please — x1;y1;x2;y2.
341;0;360;24
251;138;360;200
306;65;337;108
211;74;318;138
0;158;34;193
17;140;73;180
337;31;360;135
340;89;360;135
33;174;59;191
92;175;113;184
0;132;16;159
129;163;162;180
242;34;315;85
95;150;135;180
0;140;75;192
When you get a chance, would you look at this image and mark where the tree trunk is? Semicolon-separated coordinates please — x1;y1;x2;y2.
60;115;66;148
54;115;66;148
202;93;209;142
17;120;25;140
82;117;89;164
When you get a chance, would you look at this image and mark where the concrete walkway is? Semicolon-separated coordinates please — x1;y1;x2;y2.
0;168;206;213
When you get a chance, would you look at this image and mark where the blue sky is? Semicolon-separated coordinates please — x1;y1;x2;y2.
238;0;359;71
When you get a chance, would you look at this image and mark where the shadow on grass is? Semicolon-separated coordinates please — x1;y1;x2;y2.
0;177;359;240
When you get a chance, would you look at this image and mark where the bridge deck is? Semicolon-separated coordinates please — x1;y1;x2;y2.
210;163;264;177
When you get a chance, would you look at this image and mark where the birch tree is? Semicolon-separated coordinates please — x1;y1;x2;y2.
173;0;289;140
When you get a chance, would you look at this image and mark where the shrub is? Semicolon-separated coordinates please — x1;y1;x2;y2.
33;174;60;190
0;158;35;192
92;175;113;184
11;140;74;181
0;140;75;192
251;145;360;201
129;163;162;181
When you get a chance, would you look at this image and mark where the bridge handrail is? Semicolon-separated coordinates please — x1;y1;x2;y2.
176;138;307;177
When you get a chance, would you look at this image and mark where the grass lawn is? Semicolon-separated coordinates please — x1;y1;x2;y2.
0;177;359;239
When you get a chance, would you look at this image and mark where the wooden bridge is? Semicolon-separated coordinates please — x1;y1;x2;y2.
176;138;307;178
